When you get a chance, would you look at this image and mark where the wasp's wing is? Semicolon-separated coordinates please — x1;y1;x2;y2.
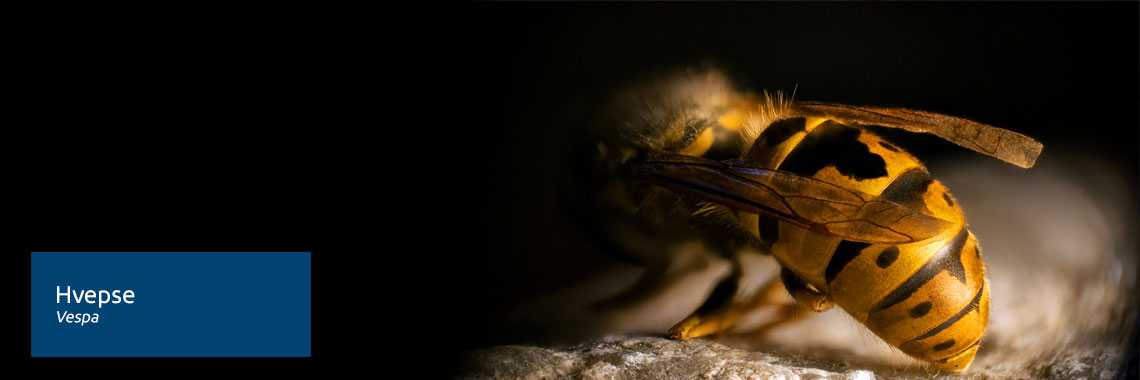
632;153;955;244
791;102;1043;168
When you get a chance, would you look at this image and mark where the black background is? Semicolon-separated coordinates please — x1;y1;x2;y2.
11;6;332;377
8;2;1138;378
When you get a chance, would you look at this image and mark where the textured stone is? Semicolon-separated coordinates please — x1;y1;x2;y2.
459;335;886;380
457;334;1126;380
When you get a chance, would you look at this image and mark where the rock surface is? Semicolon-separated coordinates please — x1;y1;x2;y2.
458;335;879;380
457;335;1123;380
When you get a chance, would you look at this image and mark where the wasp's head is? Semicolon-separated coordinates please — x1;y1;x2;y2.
857;229;990;372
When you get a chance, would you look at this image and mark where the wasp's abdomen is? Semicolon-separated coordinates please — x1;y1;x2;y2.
752;118;957;283
751;118;988;363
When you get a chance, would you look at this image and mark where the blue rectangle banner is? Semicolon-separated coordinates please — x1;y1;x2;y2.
31;252;311;357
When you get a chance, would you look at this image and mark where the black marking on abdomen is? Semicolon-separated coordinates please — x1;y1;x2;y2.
909;301;932;318
870;228;970;313
909;284;985;342
758;215;780;244
878;141;900;152
876;246;900;268
934;339;956;351
758;117;806;148
937;338;983;364
942;192;955;207
779;121;888;181
825;240;871;284
879;167;934;215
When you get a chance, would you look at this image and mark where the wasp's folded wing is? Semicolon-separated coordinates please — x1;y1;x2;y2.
791;102;1042;168
632;153;955;244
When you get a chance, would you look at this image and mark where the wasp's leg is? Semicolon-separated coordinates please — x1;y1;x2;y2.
672;266;836;340
667;269;743;340
734;268;834;337
779;267;834;313
592;240;732;332
668;250;780;340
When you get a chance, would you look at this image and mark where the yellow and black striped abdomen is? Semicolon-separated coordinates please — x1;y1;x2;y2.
744;117;955;284
746;117;988;368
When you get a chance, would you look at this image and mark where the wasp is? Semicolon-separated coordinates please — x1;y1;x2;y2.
585;68;1043;372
